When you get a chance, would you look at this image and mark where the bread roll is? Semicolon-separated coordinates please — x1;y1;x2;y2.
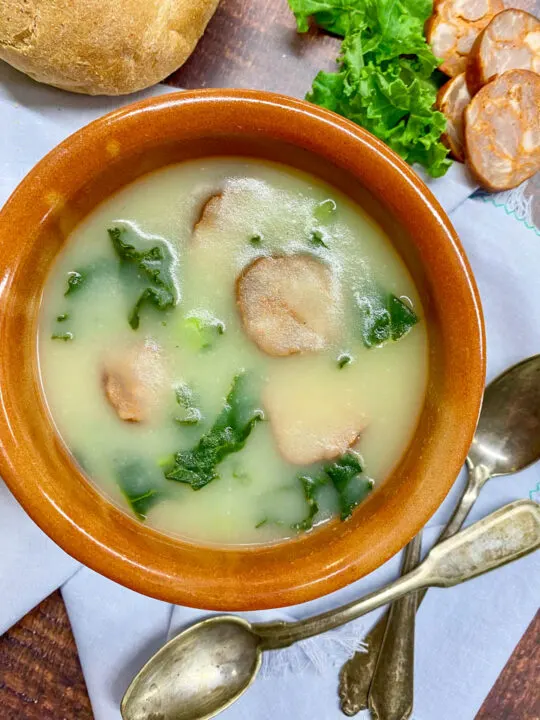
0;0;219;95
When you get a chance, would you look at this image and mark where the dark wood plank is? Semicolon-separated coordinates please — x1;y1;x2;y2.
1;592;538;719
476;610;540;720
0;591;93;720
168;0;339;96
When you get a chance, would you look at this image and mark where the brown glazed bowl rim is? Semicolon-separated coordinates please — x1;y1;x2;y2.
0;90;485;610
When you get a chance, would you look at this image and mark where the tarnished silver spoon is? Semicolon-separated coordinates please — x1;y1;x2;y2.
340;354;540;718
121;499;540;720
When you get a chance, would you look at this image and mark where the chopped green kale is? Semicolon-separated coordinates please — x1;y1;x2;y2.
165;373;263;491
56;313;69;322
249;234;263;247
65;271;85;296
51;331;74;341
182;314;226;351
295;452;373;530
108;226;178;330
174;383;203;426
337;353;353;369
293;475;326;531
314;199;337;223
325;452;374;519
310;230;329;249
116;460;164;520
357;291;418;348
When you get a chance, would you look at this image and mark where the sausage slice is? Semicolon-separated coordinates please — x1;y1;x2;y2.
263;375;365;466
467;9;540;96
436;73;472;162
464;69;540;191
193;192;223;234
102;342;166;423
426;0;504;77
236;255;342;356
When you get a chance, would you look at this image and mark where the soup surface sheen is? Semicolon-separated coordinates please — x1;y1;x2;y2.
39;158;428;545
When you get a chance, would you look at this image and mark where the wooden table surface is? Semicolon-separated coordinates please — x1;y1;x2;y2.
1;1;539;718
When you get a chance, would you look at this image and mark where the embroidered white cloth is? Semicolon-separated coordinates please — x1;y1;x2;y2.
1;62;539;720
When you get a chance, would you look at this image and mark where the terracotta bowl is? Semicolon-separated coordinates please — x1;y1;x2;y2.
0;90;485;610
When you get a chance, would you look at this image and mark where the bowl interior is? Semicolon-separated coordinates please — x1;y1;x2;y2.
0;91;485;609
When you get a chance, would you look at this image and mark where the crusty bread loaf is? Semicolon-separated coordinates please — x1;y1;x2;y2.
0;0;220;95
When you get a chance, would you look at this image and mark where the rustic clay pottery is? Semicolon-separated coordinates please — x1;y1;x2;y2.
0;91;485;609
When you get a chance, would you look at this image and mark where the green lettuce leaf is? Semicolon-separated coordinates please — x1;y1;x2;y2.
288;0;451;177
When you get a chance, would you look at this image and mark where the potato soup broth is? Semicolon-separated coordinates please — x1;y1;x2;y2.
38;159;428;545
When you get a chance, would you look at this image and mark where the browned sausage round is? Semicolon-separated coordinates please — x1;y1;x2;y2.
436;73;472;162
193;192;223;234
426;0;504;77
102;342;166;423
236;255;342;357
464;69;540;191
467;9;540;96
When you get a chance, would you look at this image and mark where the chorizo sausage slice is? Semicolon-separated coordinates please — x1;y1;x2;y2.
426;0;504;77
236;255;342;357
467;9;540;96
464;69;540;191
263;374;365;466
436;73;472;162
102;342;166;423
193;192;223;234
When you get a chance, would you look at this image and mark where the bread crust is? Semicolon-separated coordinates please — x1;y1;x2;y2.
0;0;220;95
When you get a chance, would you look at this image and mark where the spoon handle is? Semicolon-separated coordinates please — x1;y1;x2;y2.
339;462;490;715
255;500;540;650
367;533;422;720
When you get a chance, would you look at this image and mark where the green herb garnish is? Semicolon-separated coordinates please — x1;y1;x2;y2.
165;373;263;491
56;313;69;322
174;383;203;426
314;199;337;223
295;452;373;530
117;460;164;520
51;331;74;341
357;291;418;348
287;0;452;178
325;453;374;520
249;234;263;247
310;230;329;249
293;475;325;531
108;226;178;330
65;271;85;296
337;353;353;369
182;314;226;351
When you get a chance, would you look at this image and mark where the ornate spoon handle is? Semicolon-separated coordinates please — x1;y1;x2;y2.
338;463;492;715
367;534;422;720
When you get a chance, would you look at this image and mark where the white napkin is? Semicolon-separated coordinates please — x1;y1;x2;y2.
1;62;539;720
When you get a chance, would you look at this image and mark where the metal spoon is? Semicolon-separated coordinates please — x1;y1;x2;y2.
339;354;540;718
121;499;540;720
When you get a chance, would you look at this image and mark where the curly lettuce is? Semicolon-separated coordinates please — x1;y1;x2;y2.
288;0;452;177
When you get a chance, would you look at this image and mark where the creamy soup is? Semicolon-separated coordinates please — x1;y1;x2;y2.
38;158;428;545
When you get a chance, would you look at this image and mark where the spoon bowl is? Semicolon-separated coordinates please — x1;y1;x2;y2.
468;354;540;475
121;500;540;720
121;617;261;720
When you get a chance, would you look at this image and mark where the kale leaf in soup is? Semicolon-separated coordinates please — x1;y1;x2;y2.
166;373;264;490
65;270;86;295
293;452;373;531
116;459;164;520
174;383;203;426
357;290;418;348
108;225;178;330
